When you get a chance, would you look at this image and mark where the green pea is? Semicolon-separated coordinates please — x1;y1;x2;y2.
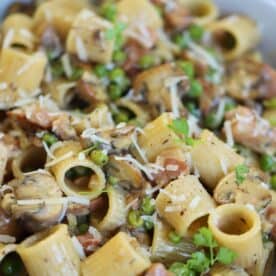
173;33;189;49
224;99;237;112
69;67;84;81
0;253;24;276
270;175;276;190
90;150;109;166
51;62;64;78
141;196;155;215
264;98;276;108
187;80;203;98
168;231;182;244
188;24;205;41
42;133;58;146
113;111;130;124
113;50;127;64
139;55;155;69
108;84;123;100
109;68;125;84
185;102;200;117
78;223;89;235
204;110;221;129
260;154;275;172
128;210;143;228
178;61;194;79
94;64;108;78
108;175;119;186
144;220;154;231
100;3;117;22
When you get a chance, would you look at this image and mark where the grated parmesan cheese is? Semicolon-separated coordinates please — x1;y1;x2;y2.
61;54;73;78
23;169;51;176
0;235;16;244
188;40;223;73
45;151;74;167
81;128;111;145
165;76;187;118
130;129;148;163
75;36;88;62
160;189;186;203
189;196;201;209
17;196;90;206
3;29;14;48
115;155;154;180
164;205;182;212
71;236;86;260
224;120;234;147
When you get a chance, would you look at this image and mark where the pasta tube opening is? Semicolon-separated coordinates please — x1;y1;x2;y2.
209;204;258;237
12;146;47;178
208;204;263;276
190;2;213;18
65;166;99;194
213;30;237;53
17;224;81;276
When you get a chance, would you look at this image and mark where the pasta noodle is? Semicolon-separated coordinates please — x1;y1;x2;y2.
208;204;264;276
2;13;35;51
155;174;216;236
81;232;151;276
91;186;126;231
191;129;244;189
50;142;106;199
208;15;260;60
181;0;218;25
17;224;81;276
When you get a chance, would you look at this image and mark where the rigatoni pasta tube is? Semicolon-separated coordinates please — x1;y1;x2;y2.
208;204;263;276
0;243;16;262
50;142;105;199
2;13;35;51
214;168;271;211
33;0;89;40
91;186;126;232
16;224;80;276
191;129;244;189
181;0;218;25
138;113;186;162
0;48;47;93
155;175;215;236
12;146;47;179
81;232;151;276
208;15;260;60
151;219;196;265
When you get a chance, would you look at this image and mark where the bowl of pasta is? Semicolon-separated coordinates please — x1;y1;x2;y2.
0;0;275;275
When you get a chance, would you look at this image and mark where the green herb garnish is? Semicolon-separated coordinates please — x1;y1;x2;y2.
235;164;249;185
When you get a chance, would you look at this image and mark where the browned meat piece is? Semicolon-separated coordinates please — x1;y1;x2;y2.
52;114;77;140
77;232;102;255
123;40;148;76
225;106;276;155
145;263;172;276
164;5;192;29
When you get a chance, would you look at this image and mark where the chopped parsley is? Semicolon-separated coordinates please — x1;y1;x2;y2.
169;227;236;275
235;164;249;185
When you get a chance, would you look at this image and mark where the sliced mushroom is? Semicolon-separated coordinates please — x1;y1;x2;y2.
225;57;276;101
214;168;271;211
225;106;276;155
10;172;64;233
133;63;188;117
106;155;146;188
